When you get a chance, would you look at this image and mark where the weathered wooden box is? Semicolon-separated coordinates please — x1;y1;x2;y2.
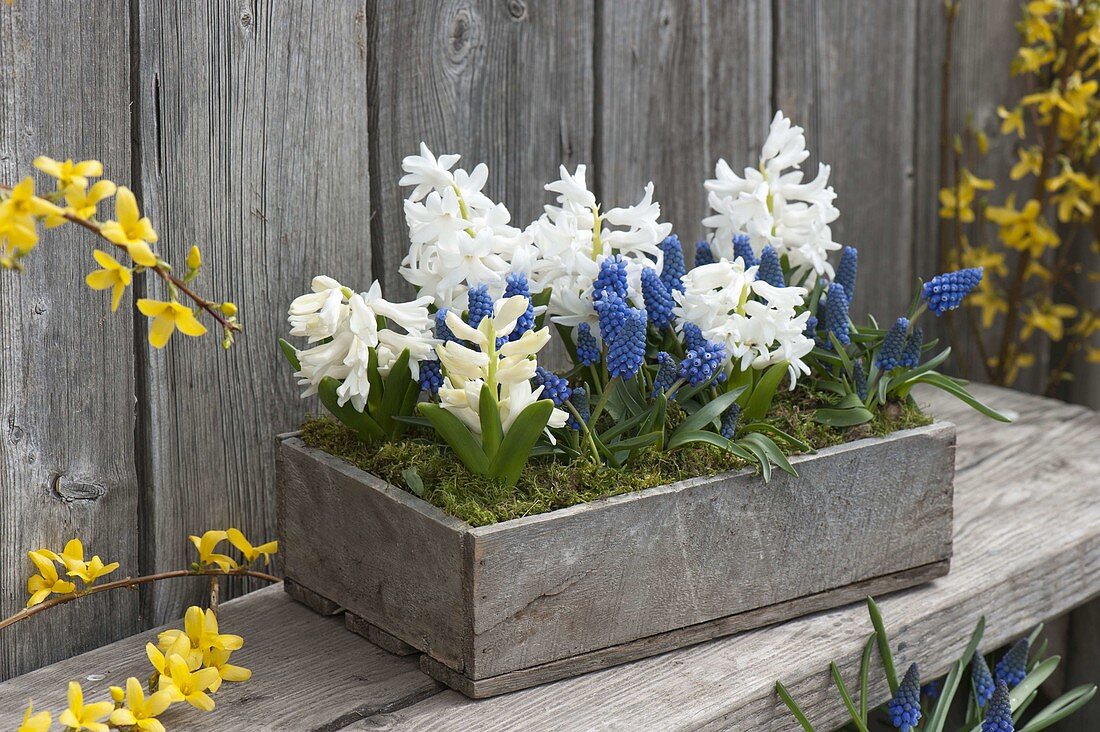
277;421;955;698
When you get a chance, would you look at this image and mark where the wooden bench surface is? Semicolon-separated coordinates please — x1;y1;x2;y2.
1;384;1097;731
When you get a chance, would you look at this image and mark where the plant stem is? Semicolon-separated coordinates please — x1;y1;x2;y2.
0;568;279;631
0;184;242;336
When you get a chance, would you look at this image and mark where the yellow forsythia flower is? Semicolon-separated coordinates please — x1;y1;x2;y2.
1022;301;1078;341
187;244;202;271
147;636;200;679
160;654;220;712
159;606;244;656
60;180;117;223
998;105;1027;138
58;681;114;732
25;550;76;607
109;685;125;704
85;250;133;312
0;177;61;259
1010;147;1043;180
137;299;208;349
188;530;238;570
108;677;174;732
39;538;119;585
986;195;1060;257
18;702;51;732
204;647;252;693
227;528;278;565
221;301;238;317
33;156;103;191
100;186;158;266
968;280;1009;329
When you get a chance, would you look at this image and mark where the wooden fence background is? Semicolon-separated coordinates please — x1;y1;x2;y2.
2;0;1098;694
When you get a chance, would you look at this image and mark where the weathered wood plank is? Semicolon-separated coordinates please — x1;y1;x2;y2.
0;0;141;679
912;0;1040;389
367;0;595;299
597;0;771;254
0;585;444;731
133;1;372;623
342;385;1100;730
774;0;917;321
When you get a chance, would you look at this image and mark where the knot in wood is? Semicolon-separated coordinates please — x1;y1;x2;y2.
51;474;108;503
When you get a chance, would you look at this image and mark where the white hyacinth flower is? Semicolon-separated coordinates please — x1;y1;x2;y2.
703;111;841;281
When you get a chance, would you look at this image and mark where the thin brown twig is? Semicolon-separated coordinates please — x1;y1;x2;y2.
0;183;242;336
0;568;279;631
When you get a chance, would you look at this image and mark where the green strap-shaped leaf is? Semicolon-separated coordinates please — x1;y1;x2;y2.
278;338;301;371
488;400;554;486
830;662;870;732
737;437;772;482
859;633;875;723
925;616;985;732
867;597;899;693
774;681;815;732
914;372;1012;422
376;349;413;433
418;403;491;476
673;385;746;438
741;432;798;477
478;383;503;460
1018;684;1098;732
318;377;387;442
814;406;874;426
742;361;789;421
740;421;812;453
366;347;385;413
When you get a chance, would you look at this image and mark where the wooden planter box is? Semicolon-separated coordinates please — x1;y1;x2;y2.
277;422;956;698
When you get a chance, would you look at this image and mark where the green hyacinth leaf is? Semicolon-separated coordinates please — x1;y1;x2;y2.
277;338;301;371
743;361;789;421
418;402;491;476
489;399;554;486
478;382;504;461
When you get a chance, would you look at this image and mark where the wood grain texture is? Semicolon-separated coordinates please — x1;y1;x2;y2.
0;585;444;731
340;385;1100;730
597;0;771;255
366;0;595;300
133;1;372;623
0;0;141;680
774;0;917;321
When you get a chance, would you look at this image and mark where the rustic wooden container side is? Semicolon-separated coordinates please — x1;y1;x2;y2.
277;421;956;698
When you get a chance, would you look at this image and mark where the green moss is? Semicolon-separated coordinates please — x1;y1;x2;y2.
298;390;931;527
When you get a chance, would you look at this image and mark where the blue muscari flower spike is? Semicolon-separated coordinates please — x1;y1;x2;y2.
641;267;676;329
567;386;589;431
680;340;726;386
533;366;572;407
900;326;924;369
922;267;984;316
503;273;535;341
682;321;707;353
888;663;922;732
995;638;1029;688
435;308;457;344
576;322;601;366
733;233;757;267
757;245;785;288
594;254;630;301
853;360;868;401
921;680;941;700
803;314;818;338
418;360;443;395
972;654;996;708
595;291;629;347
659;235;686;293
823;282;852;348
653;351;679;398
720;403;741;439
695;239;714;267
982;682;1013;732
837;246;858;303
607;308;647;380
877;317;910;370
466;284;493;329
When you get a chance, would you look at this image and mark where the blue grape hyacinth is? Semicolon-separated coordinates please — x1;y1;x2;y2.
594;254;630;301
659;235;686;293
982;682;1014;732
995;639;1029;688
972;654;996;708
695;239;715;267
607;308;647;380
576;322;601;366
803;313;818;339
595;291;629;346
877;317;910;370
921;680;941;700
533;366;572;407
567;386;589;431
900;326;923;369
466;284;493;328
435;308;457;344
679;340;726;386
733;233;757;266
503;273;535;340
836;246;858;303
682;321;707;353
418;360;443;395
757;245;785;288
823;283;852;347
922;267;984;316
887;663;922;732
852;360;868;401
653;351;679;398
641;267;676;329
720;403;741;439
